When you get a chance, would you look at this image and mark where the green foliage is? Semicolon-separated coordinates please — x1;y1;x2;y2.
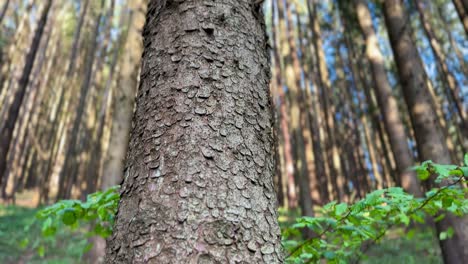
36;186;120;240
34;158;467;262
282;158;467;263
0;205;87;263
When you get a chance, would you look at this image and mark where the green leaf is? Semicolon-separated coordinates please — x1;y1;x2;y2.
324;251;336;260
416;169;430;180
464;153;468;166
399;213;410;226
439;231;448;240
446;227;454;238
19;238;29;249
42;217;56;236
335;203;348;216
37;245;45;257
61;208;77;226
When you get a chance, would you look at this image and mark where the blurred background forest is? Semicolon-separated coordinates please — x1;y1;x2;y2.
0;0;466;263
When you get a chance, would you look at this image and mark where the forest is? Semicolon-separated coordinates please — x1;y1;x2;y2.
0;0;467;263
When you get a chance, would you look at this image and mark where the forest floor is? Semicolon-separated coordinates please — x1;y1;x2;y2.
0;204;442;263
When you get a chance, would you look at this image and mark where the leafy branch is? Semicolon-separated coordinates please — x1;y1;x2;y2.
283;156;468;264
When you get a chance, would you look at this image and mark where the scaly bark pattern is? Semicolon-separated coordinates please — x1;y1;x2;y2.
105;0;283;263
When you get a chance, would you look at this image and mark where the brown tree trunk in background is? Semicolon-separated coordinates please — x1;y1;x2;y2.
355;0;422;196
0;0;9;25
101;1;145;189
0;0;52;191
40;0;90;203
57;0;104;200
384;1;468;263
414;0;467;138
105;1;283;263
307;0;342;201
280;0;314;219
452;0;468;34
297;12;326;205
271;0;296;208
437;5;468;78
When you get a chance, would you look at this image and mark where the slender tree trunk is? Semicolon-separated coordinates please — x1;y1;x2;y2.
355;0;421;196
271;0;296;208
0;0;52;189
297;11;326;205
384;1;468;262
101;1;145;189
307;0;343;201
57;0;105;200
0;0;9;25
437;5;468;78
280;0;314;219
105;1;283;263
414;0;467;137
40;0;90;203
452;0;468;34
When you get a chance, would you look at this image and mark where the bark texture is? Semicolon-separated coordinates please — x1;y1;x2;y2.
384;1;468;263
105;1;283;263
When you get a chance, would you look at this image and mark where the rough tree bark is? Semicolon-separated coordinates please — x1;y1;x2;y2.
105;1;283;263
384;1;468;263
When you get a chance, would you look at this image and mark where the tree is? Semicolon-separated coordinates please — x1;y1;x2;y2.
57;0;105;200
452;0;468;34
383;1;468;263
354;0;422;196
105;1;283;263
0;0;53;189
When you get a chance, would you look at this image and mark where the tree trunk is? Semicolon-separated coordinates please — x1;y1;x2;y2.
0;0;9;25
414;0;467;138
105;1;283;263
355;0;421;196
452;0;468;34
0;0;52;189
271;0;296;208
279;0;314;219
57;0;104;200
307;0;342;201
102;0;145;189
384;1;468;263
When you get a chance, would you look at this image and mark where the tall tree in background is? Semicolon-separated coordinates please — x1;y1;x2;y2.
452;0;468;34
383;0;468;262
0;0;53;190
414;0;467;135
354;0;422;196
105;0;283;262
57;0;105;200
102;0;145;188
0;0;9;25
